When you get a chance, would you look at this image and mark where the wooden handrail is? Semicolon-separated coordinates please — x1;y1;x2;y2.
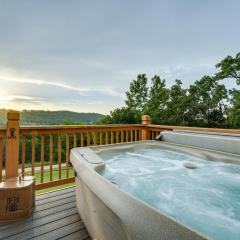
20;123;143;128
19;124;143;135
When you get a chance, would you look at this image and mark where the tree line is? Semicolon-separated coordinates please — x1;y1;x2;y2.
0;109;105;126
99;52;240;128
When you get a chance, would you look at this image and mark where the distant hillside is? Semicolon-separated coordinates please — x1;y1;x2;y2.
0;109;105;126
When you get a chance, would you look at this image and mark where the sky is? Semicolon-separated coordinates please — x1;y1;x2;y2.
0;0;239;114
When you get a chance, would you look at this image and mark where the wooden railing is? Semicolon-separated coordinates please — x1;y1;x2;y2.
0;112;148;190
1;112;240;190
19;124;144;190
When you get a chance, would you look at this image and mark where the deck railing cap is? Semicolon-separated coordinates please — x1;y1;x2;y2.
142;115;151;125
7;111;20;121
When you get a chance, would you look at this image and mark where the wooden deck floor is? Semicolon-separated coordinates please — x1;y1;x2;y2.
0;187;91;240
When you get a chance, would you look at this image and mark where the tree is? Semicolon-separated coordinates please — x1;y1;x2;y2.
166;80;188;125
188;76;228;127
145;75;169;124
100;51;240;128
98;107;141;124
216;52;240;85
125;74;148;111
216;52;240;127
228;89;240;128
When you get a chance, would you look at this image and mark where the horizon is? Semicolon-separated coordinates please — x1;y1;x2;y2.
0;108;106;115
0;1;240;114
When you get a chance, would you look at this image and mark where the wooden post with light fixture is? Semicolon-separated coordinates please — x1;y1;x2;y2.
141;115;150;140
5;111;20;179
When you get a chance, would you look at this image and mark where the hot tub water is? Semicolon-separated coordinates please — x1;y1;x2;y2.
98;147;240;240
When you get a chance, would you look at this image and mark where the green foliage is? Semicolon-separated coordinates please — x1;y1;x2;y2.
216;52;240;85
125;74;148;111
97;107;141;124
215;52;240;127
166;79;188;125
62;120;85;125
228;89;240;128
145;75;169;124
0;109;7;126
187;76;228;127
104;52;240;128
97;74;148;125
0;110;105;126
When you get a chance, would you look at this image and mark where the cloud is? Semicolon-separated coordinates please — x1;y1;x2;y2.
0;1;239;113
87;101;103;105
0;75;121;97
0;95;43;103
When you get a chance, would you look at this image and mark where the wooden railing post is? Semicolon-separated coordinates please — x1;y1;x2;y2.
5;111;20;179
141;115;150;140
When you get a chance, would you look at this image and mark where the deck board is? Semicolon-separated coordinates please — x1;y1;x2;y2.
36;191;75;206
0;187;91;240
35;195;76;212
58;229;90;240
36;188;75;201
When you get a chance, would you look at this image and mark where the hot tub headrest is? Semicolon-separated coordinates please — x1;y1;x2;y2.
173;130;240;138
157;130;240;155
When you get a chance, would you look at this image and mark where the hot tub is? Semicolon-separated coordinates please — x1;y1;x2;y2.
70;131;240;240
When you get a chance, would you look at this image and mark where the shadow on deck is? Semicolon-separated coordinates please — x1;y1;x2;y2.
0;187;91;240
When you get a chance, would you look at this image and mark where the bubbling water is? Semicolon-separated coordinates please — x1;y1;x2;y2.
98;147;240;240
